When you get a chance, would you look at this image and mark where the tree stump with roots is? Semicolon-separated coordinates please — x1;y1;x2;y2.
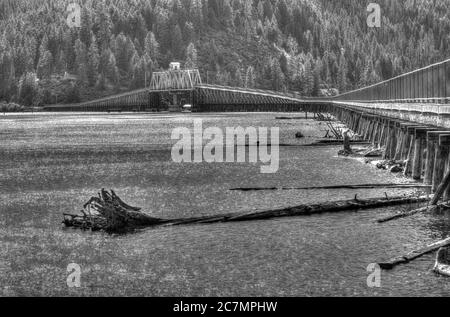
63;189;162;232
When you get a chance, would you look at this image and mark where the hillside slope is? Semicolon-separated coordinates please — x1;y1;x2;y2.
0;0;448;106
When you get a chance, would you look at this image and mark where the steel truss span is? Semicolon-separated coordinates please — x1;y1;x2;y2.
43;59;449;113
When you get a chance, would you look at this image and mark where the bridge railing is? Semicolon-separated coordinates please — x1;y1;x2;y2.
335;58;450;104
198;84;328;102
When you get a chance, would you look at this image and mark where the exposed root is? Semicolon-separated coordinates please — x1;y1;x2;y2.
63;189;161;232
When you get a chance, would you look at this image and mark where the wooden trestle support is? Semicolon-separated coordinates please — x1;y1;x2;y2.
331;106;450;196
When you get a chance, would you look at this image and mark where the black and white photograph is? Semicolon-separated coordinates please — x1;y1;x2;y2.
0;0;450;301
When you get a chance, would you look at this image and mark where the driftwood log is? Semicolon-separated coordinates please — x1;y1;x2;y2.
230;183;431;192
63;190;431;233
378;237;450;270
376;205;439;223
375;169;450;223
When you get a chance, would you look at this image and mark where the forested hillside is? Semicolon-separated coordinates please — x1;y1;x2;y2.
0;0;449;106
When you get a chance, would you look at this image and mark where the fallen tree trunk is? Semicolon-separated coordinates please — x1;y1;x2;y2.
303;141;372;147
275;116;307;120
378;237;450;270
63;190;430;233
315;139;369;144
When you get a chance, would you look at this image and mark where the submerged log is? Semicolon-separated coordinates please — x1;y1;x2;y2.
315;139;368;144
276;116;309;120
376;204;439;223
303;141;371;147
63;190;431;233
230;184;431;192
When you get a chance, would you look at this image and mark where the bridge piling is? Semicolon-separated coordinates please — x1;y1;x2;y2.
362;116;368;138
425;132;438;185
351;113;359;133
412;127;433;180
382;122;392;160
381;120;391;157
432;135;450;192
364;117;374;141
404;126;419;176
371;120;379;146
377;120;386;148
388;121;398;160
394;122;404;160
400;124;412;160
348;111;356;132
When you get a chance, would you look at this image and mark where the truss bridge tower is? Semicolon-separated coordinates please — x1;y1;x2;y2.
149;62;202;112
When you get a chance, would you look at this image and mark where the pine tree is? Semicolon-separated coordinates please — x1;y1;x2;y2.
185;43;198;69
170;25;183;59
18;72;38;106
14;45;32;78
74;39;88;85
133;14;147;46
114;33;136;75
37;50;53;79
106;52;120;88
234;68;243;87
337;51;348;93
270;58;285;91
303;59;314;95
277;0;290;33
312;64;321;97
190;0;203;28
263;1;274;20
131;57;146;89
38;34;49;67
0;39;15;101
63;30;77;72
144;32;160;66
79;7;92;47
279;54;288;76
87;36;100;86
245;66;255;88
95;7;112;50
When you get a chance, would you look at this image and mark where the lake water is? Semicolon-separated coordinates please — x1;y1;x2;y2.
0;112;449;296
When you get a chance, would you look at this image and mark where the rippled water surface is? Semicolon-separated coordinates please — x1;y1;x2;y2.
0;112;449;296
